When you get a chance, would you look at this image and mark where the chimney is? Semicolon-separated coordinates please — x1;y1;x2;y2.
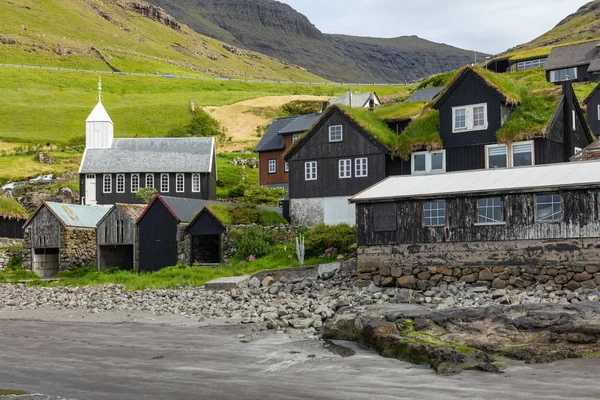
321;101;330;113
346;88;352;107
368;94;375;112
562;78;574;160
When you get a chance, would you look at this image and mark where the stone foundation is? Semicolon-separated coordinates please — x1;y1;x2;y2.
59;228;97;271
0;238;23;270
358;239;600;291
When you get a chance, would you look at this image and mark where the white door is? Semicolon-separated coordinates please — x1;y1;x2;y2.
85;174;96;205
323;197;356;226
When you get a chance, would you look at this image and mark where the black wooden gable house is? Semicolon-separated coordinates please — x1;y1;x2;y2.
0;197;28;239
583;83;600;138
544;41;600;83
407;66;594;175
96;203;145;271
186;207;227;265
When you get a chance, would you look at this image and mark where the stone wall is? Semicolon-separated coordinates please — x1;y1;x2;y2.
21;230;32;271
290;198;324;227
358;239;600;291
0;238;23;270
59;228;97;271
177;224;191;265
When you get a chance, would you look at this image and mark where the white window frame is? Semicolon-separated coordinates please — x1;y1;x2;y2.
411;150;446;174
485;144;508;169
511;140;534;167
338;159;352;179
145;173;154;188
516;58;546;71
536;194;563;223
192;173;201;193
160;173;169;193
423;200;446;227
103;174;112;194
131;174;140;193
329;125;343;142
292;133;300;143
550;67;578;83
305;161;317;181
486;142;534;169
355;157;368;177
268;159;276;174
116;174;125;193
452;103;488;133
176;173;185;193
284;161;289;172
572;110;577;131
475;197;505;226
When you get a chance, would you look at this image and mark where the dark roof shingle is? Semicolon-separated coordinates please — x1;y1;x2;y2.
544;41;600;71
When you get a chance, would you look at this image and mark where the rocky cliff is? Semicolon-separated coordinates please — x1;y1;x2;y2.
148;0;479;83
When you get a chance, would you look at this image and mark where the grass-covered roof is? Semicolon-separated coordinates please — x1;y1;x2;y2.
396;107;443;159
0;196;28;220
340;105;399;149
373;101;427;122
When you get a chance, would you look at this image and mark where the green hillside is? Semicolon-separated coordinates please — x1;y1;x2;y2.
0;0;325;82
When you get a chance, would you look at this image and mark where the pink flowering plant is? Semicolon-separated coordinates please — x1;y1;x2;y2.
321;247;337;260
248;255;255;262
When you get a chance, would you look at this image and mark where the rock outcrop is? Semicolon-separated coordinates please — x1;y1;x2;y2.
128;1;180;31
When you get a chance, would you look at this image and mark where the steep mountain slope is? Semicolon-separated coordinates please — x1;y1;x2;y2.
502;0;600;60
148;0;479;83
0;0;325;81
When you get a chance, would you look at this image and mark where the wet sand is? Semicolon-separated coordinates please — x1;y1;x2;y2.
1;307;599;400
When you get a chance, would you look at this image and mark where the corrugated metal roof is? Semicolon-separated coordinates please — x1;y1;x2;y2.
79;137;214;174
351;161;600;203
254;116;297;152
86;101;113;123
46;202;111;228
572;139;600;161
405;87;444;102
278;113;321;135
544;41;600;71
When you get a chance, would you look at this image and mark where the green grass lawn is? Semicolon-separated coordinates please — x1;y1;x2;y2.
8;244;324;291
215;152;258;199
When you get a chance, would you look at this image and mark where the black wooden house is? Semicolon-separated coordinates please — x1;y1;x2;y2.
186;207;226;265
544;41;600;83
0;196;28;239
96;203;145;271
584;83;600;138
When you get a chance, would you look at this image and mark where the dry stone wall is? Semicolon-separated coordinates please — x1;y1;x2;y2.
0;238;23;270
358;239;600;291
59;228;97;271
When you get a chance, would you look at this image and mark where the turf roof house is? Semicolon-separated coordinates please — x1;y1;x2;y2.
544;41;600;83
0;197;28;239
254;113;321;189
283;104;420;227
78;84;217;206
405;66;594;175
485;55;548;74
22;202;110;277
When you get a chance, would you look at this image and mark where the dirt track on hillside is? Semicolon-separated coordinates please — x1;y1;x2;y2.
204;95;327;151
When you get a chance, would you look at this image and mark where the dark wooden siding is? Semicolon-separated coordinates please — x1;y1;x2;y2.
137;201;178;272
96;207;136;246
288;109;388;199
437;71;506;148
546;65;591;83
357;189;600;246
586;88;600;138
446;146;486;172
386;156;412;176
28;207;61;248
81;172;215;205
0;218;25;239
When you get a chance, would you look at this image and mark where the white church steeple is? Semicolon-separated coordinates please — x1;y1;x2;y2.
85;77;113;149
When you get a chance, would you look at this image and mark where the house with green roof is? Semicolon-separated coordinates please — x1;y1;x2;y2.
0;196;28;239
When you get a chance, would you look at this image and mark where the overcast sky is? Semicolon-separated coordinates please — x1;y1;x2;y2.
278;0;590;54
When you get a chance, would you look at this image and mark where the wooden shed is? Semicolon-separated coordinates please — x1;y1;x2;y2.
0;196;28;239
186;207;226;265
22;202;110;277
96;203;145;271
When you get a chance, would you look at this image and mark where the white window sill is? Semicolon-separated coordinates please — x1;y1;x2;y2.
453;125;488;134
474;222;506;227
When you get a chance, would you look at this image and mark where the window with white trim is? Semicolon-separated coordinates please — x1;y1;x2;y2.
516;58;546;71
305;161;317;181
160;174;169;193
536;194;563;222
145;173;154;188
103;174;112;193
176;173;184;193
192;174;201;193
116;174;125;193
284;162;289;172
486;144;508;169
549;67;577;83
338;159;351;179
355;158;368;177
329;125;343;142
452;103;488;133
424;200;446;227
268;159;276;174
292;133;300;143
512;141;533;167
131;174;140;193
477;198;503;224
411;150;446;174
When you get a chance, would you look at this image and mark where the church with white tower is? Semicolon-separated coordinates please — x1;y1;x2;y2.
78;79;217;205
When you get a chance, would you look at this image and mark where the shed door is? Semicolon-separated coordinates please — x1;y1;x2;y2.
85;174;96;205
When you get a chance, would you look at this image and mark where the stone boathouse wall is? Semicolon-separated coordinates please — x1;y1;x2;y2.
357;239;600;291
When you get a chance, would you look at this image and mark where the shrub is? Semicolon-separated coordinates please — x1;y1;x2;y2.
167;109;226;143
232;227;273;259
136;186;158;204
231;204;260;224
280;100;323;116
304;224;356;257
227;185;245;198
258;210;288;225
242;186;287;206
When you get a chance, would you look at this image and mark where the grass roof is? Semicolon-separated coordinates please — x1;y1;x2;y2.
396;107;442;159
373;101;427;122
206;204;235;225
0;196;27;220
206;204;287;226
339;105;398;150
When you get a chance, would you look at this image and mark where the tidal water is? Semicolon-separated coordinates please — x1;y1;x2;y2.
0;394;80;400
